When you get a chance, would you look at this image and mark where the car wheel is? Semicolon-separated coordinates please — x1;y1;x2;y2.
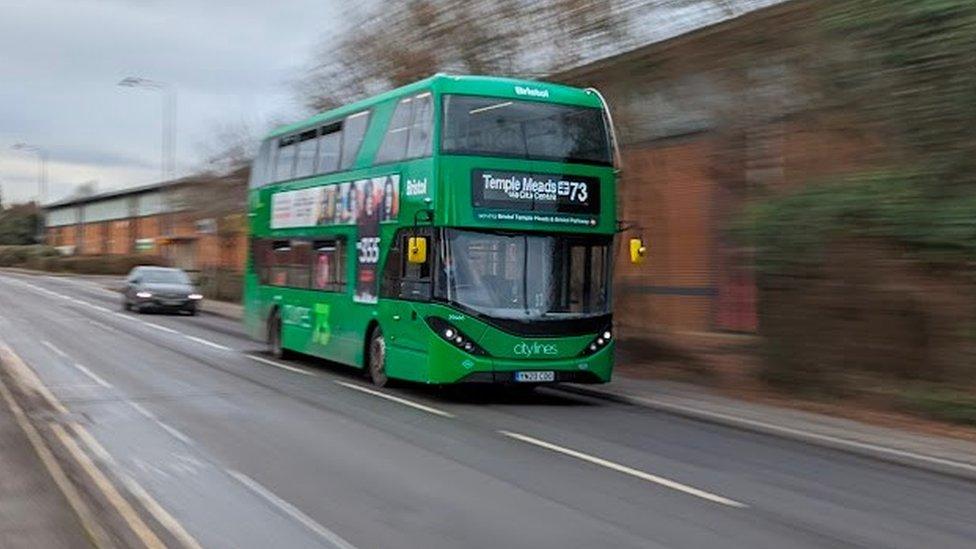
367;328;389;387
122;298;130;311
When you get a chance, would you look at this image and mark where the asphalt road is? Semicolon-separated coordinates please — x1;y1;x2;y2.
1;271;974;549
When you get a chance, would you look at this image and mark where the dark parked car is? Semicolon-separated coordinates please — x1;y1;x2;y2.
122;266;202;315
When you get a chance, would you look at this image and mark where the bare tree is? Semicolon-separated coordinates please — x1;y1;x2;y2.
295;0;636;111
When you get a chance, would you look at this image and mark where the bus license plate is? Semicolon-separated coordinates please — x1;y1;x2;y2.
514;371;555;383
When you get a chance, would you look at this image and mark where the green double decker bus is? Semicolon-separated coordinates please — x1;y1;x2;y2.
245;74;643;386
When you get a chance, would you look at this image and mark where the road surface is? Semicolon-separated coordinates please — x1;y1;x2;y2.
0;271;974;549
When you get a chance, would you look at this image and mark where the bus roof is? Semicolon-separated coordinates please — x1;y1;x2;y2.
267;74;605;139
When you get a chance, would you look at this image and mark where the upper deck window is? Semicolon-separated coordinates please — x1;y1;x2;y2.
316;122;342;174
375;92;433;164
441;95;611;166
274;135;299;181
340;111;370;170
294;129;319;178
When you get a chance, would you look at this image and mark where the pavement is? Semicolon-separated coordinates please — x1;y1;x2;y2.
2;269;976;548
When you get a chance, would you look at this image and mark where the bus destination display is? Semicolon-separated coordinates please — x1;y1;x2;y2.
471;169;600;220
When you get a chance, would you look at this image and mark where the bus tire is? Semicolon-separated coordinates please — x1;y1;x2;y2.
267;310;287;359
367;327;389;387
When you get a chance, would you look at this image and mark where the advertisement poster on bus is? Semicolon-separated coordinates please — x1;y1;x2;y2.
270;175;400;229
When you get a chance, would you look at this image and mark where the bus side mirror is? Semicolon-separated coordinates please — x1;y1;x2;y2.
629;238;647;264
408;236;428;264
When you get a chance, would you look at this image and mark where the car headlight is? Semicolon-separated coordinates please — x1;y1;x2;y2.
579;327;613;357
425;317;489;356
136;291;153;298
188;293;203;300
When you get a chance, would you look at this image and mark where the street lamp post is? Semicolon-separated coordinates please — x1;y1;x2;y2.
11;143;48;204
118;77;177;181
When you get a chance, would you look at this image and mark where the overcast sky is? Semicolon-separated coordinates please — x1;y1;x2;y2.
0;0;345;205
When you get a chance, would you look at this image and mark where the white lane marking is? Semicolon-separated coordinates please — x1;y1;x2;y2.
84;318;119;333
141;321;179;334
41;340;114;389
247;354;317;376
499;431;748;508
334;381;455;418
227;470;358;549
130;401;157;420
157;421;194;446
127;401;194;446
41;340;69;359
613;394;976;475
185;335;231;351
73;362;113;389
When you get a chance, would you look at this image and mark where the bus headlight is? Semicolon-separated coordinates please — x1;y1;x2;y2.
579;327;612;357
425;316;490;357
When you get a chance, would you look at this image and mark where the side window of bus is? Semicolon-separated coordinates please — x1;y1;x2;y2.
316;122;342;174
312;238;346;292
288;240;312;289
294;129;318;179
340;111;370;170
375;97;414;164
275;135;298;181
406;92;433;159
269;241;292;286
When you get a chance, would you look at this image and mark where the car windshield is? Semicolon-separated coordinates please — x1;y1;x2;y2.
141;269;190;284
435;229;612;319
441;95;612;165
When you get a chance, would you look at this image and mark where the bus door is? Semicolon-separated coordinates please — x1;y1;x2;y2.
379;230;432;380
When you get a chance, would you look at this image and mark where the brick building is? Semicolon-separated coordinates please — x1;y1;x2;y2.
555;0;858;339
43;177;247;274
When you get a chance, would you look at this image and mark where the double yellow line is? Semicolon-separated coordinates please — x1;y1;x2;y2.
0;342;201;549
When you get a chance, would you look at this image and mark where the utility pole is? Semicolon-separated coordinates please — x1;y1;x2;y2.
118;76;178;181
11;143;48;204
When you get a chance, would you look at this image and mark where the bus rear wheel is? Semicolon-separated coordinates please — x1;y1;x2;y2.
367;328;388;387
268;311;286;359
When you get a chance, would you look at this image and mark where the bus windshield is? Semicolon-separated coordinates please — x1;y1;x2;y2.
435;229;612;320
442;95;612;165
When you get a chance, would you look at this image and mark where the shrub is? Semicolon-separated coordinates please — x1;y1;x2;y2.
196;268;243;302
896;387;976;426
0;245;61;267
57;255;169;275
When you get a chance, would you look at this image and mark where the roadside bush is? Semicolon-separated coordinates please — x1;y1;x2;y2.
56;255;169;275
0;245;60;267
738;171;976;396
896;387;976;426
196;268;243;302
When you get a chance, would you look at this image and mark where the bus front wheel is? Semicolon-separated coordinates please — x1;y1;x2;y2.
367;328;388;388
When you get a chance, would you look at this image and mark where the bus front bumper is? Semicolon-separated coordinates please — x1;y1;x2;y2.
425;341;614;385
